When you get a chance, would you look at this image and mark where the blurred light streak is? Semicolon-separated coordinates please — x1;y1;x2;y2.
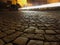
19;2;60;9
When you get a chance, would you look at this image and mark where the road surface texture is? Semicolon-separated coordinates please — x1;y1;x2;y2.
0;11;60;45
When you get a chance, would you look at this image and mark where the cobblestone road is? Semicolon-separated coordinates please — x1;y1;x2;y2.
0;11;60;45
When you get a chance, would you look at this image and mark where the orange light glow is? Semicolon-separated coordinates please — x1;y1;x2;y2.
48;0;60;3
12;0;16;5
27;3;33;6
17;0;27;7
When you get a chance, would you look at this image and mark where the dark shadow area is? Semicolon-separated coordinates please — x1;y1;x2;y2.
0;2;7;9
0;1;21;11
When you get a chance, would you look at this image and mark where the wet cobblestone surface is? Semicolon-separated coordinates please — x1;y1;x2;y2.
0;11;60;45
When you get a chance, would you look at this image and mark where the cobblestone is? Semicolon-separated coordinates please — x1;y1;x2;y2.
0;31;7;38
55;30;60;34
13;37;28;45
0;39;5;45
45;30;56;34
4;30;15;34
34;34;44;40
56;35;60;40
45;35;59;41
21;33;35;39
44;42;50;45
3;31;23;43
27;40;43;45
44;42;59;45
35;29;45;34
50;42;59;45
5;43;13;45
0;11;60;45
24;27;37;33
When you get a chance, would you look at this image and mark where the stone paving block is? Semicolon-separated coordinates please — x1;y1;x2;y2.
24;29;35;33
37;24;45;27
45;30;56;34
44;24;51;27
4;30;15;34
0;31;7;38
16;24;22;27
24;25;29;29
38;26;47;30
35;29;45;34
15;27;25;32
15;27;21;31
0;27;2;29
24;27;37;33
0;11;60;45
27;40;43;45
30;20;35;23
2;28;9;31
0;39;5;45
44;42;50;45
9;27;16;30
56;35;60;40
29;23;35;26
34;34;44;40
55;30;60;34
45;24;56;27
13;37;28;45
45;35;59;41
47;26;56;30
50;42;59;45
21;33;35;39
5;43;13;45
3;31;23;43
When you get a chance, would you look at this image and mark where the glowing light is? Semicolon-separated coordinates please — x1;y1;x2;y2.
27;3;33;6
19;2;60;9
48;0;60;3
12;0;16;5
17;0;27;7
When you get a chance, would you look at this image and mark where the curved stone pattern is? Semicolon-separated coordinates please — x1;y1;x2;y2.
0;11;60;45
